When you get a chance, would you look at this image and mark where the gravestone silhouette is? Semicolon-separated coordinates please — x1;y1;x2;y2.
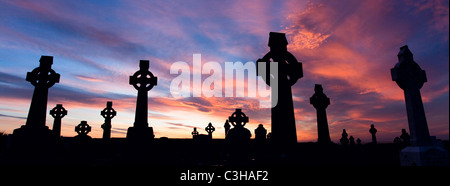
205;122;215;138
101;101;116;140
391;46;431;146
310;84;332;144
74;121;92;141
349;136;355;146
400;129;410;146
254;124;267;162
224;120;231;137
225;109;252;164
340;129;349;146
12;56;60;146
126;60;157;142
257;32;303;146
191;127;199;137
391;46;448;166
255;124;267;143
356;138;362;146
50;104;67;137
369;124;377;144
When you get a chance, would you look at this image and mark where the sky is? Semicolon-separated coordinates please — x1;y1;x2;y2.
0;0;448;143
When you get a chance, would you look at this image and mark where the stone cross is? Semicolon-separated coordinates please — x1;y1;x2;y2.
257;32;303;145
310;84;332;144
192;128;199;137
225;109;252;163
101;101;116;140
205;123;215;137
228;109;249;128
75;121;91;136
391;45;431;146
369;124;377;144
25;56;60;129
127;60;157;141
49;104;67;137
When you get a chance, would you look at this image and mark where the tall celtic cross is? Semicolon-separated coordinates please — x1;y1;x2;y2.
391;46;431;146
310;84;331;144
127;60;157;141
49;104;67;137
101;101;116;140
257;32;303;145
25;56;60;129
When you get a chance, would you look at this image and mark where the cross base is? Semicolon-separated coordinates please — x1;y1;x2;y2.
12;124;54;141
10;125;60;161
400;146;449;166
126;126;154;143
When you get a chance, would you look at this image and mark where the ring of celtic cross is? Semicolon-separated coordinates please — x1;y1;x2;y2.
259;51;301;86
101;108;116;119
130;70;156;91
28;67;59;88
230;111;248;127
50;107;67;118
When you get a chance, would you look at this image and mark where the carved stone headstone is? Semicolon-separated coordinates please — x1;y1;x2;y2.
391;46;431;146
310;84;331;144
12;56;60;148
101;101;116;140
225;109;252;164
391;45;448;166
205;122;215;138
257;32;303;146
74;121;92;141
126;60;157;142
50;104;67;137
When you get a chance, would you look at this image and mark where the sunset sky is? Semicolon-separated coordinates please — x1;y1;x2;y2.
0;0;448;143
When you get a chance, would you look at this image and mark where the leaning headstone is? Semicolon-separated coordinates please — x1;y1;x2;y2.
391;45;448;166
126;60;157;143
